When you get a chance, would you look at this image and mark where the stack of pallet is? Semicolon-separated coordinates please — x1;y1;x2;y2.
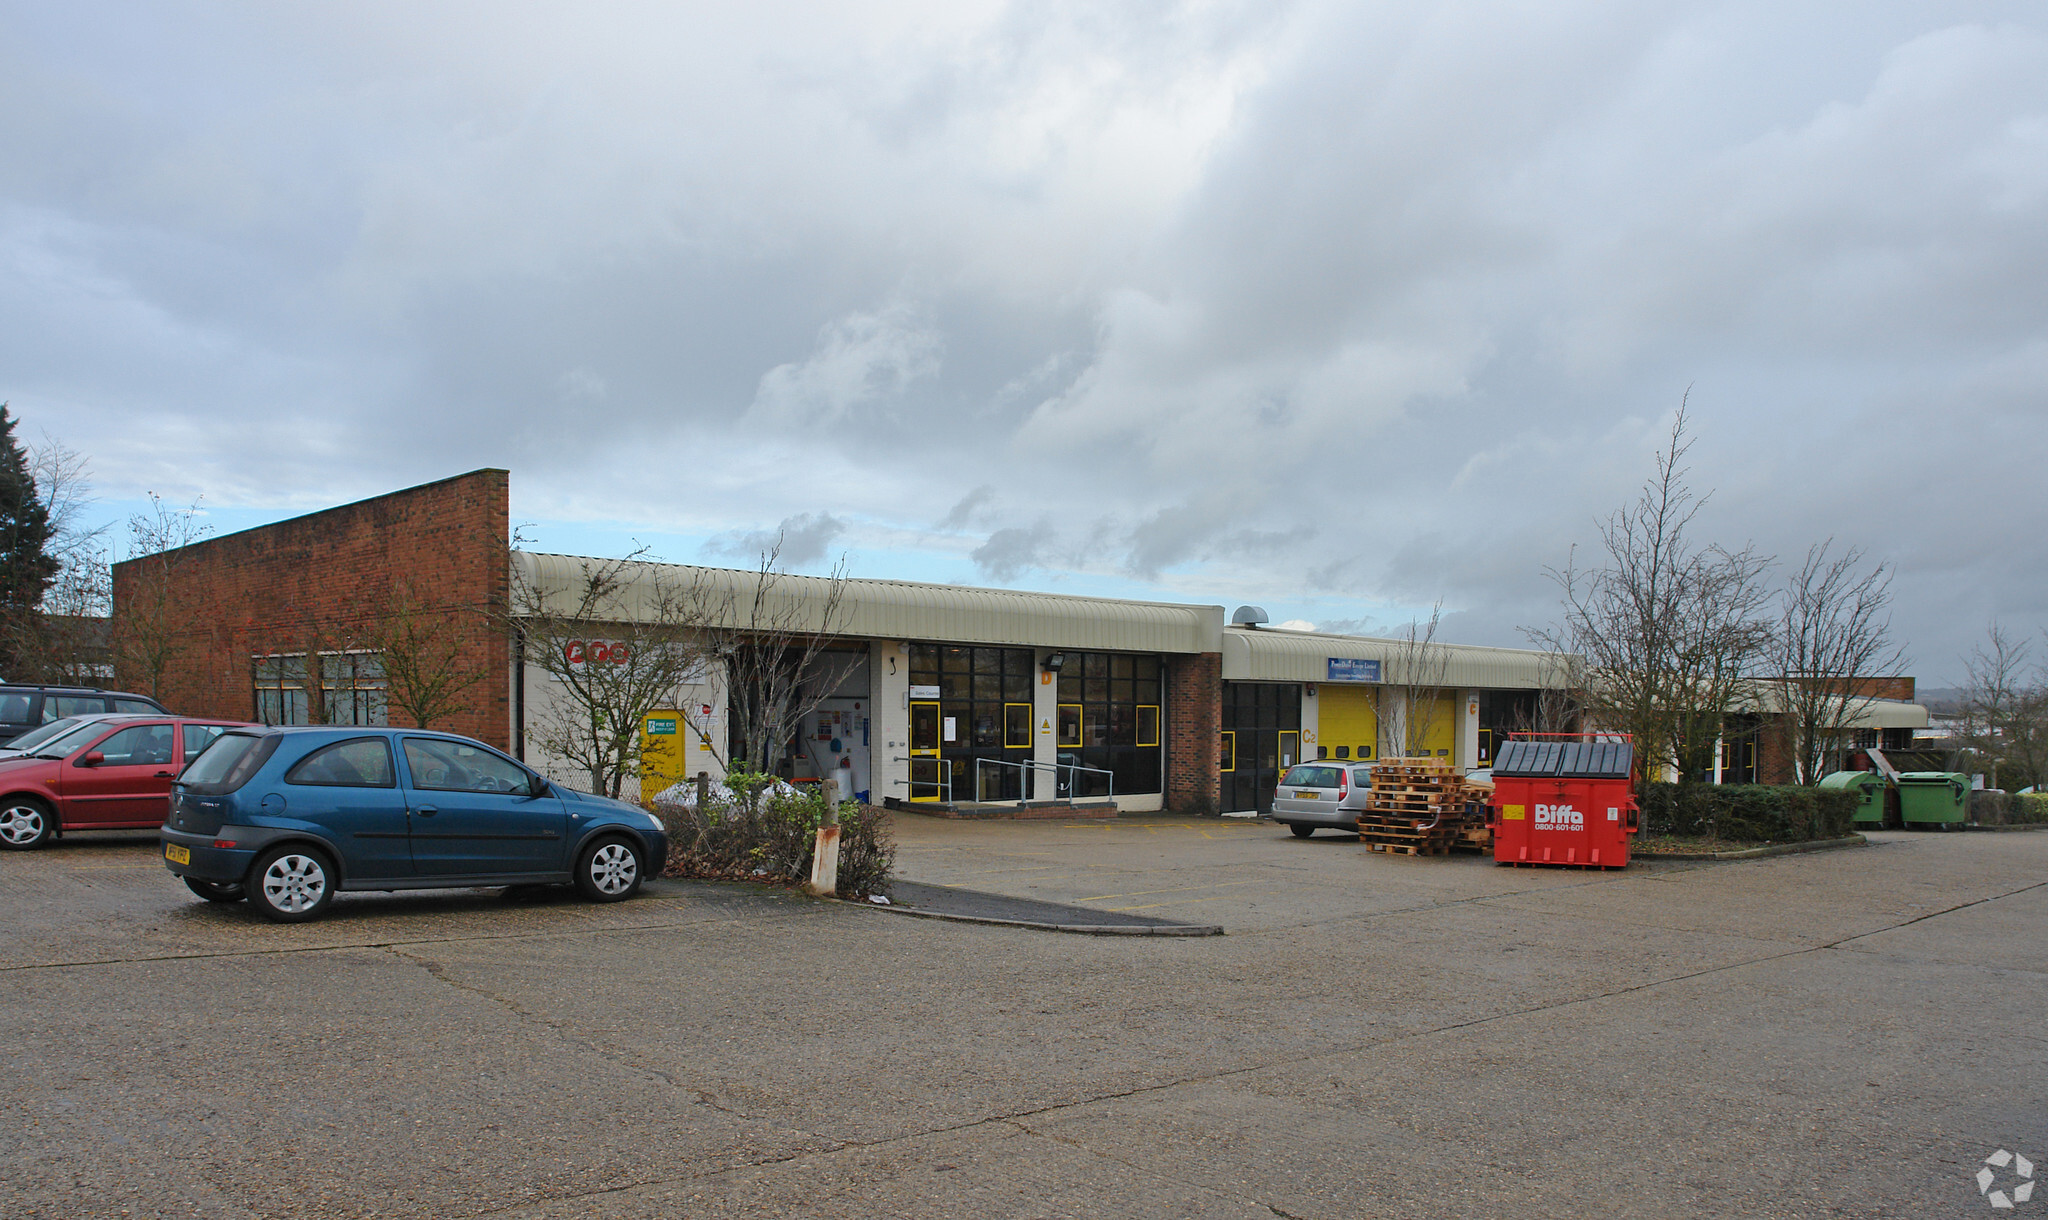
1358;758;1492;857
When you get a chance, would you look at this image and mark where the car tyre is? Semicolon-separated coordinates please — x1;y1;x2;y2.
247;845;336;923
184;877;245;904
575;836;643;903
1288;823;1314;839
0;798;56;850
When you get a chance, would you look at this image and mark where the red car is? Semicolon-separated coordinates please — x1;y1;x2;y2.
0;716;257;849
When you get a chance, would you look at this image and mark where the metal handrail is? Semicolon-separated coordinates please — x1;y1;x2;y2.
972;756;1114;803
889;755;951;804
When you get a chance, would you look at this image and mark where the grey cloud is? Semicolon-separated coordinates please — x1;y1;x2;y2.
710;512;846;570
4;3;2046;683
938;484;996;531
972;522;1055;583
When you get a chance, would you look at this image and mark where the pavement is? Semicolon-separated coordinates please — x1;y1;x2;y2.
0;819;2042;1218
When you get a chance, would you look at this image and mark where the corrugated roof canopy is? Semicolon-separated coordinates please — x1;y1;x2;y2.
513;553;1224;654
1732;682;1931;729
1221;626;1570;690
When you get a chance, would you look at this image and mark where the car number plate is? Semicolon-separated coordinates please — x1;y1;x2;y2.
1295;790;1321;799
164;843;191;865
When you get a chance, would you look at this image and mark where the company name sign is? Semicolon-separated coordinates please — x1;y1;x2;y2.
1326;657;1382;683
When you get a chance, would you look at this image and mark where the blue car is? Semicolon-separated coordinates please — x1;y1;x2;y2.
159;727;668;923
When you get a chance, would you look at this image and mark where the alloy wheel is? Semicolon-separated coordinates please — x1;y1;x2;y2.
260;853;329;914
587;841;638;895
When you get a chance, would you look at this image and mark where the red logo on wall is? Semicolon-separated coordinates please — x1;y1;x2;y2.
564;640;632;666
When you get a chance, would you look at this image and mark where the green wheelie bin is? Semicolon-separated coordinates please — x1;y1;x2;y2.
1896;772;1970;829
1820;770;1888;828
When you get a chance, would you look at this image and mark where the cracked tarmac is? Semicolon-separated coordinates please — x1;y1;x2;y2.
1;821;2043;1218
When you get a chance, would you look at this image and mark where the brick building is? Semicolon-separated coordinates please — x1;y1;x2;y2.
119;470;1578;812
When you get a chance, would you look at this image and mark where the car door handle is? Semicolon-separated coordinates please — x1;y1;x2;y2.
415;806;437;817
154;771;175;778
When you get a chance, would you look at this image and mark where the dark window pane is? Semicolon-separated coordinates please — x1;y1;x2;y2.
943;647;971;673
1111;678;1133;704
1003;674;1033;702
941;673;970;700
1111;654;1133;680
973;674;1002;701
1134;680;1159;705
1110;704;1135;746
1084;676;1109;703
1135;656;1159;680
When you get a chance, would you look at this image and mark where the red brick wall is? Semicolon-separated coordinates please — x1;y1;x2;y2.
1164;652;1220;814
110;470;511;748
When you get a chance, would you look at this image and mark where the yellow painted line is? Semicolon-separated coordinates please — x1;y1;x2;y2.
1078;879;1263;902
1107;891;1280;912
955;865;1060;876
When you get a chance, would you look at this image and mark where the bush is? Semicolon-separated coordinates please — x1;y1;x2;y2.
1639;782;1860;843
2012;793;2048;825
654;768;895;898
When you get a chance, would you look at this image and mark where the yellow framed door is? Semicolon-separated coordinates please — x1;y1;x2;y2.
910;701;943;801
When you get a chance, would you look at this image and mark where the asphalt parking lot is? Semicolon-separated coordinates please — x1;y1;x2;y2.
2;819;2044;1218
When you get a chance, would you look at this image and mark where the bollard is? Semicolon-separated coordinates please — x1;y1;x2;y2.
695;771;709;812
805;824;841;897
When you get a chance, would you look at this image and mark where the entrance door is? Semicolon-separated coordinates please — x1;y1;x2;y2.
909;701;943;801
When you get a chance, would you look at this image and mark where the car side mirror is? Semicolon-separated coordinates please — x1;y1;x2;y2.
82;750;105;767
528;774;549;798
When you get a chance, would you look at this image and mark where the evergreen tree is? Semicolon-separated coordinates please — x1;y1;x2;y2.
0;404;61;677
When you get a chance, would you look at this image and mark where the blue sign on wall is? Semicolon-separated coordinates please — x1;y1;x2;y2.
1326;657;1382;683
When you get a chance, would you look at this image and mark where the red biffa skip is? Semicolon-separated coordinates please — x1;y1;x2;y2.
1489;736;1638;869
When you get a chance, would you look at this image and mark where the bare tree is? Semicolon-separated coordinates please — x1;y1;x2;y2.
1662;543;1775;782
509;547;720;799
111;494;212;700
368;577;484;729
1960;624;2048;792
1375;600;1452;758
1529;399;1775;784
1509;648;1586;739
687;538;854;779
1771;541;1907;783
9;434;112;682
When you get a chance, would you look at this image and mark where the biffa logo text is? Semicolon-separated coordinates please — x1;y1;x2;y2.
1533;804;1584;831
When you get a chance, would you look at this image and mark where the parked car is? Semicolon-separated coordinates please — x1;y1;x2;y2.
0;685;170;746
0;716;253;849
1270;761;1376;837
159;727;669;922
0;712;132;760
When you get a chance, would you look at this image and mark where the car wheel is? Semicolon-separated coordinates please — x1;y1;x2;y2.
183;877;246;904
247;845;335;923
1288;824;1314;838
0;798;55;850
575;836;643;903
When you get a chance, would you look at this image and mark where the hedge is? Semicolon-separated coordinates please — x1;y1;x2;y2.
1639;783;1860;843
2012;793;2048;824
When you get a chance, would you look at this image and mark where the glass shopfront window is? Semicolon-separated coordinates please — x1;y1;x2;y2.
1054;652;1163;799
908;644;1037;800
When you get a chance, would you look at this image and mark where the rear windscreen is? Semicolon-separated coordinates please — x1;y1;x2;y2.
1280;765;1345;788
179;733;279;793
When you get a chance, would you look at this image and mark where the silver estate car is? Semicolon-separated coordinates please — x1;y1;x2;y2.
1270;761;1375;838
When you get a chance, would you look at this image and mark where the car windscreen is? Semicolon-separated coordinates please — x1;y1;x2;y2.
179;733;280;794
28;719;121;758
1279;765;1345;788
6;716;94;753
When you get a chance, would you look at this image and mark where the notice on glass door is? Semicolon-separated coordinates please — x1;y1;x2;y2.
943;717;957;743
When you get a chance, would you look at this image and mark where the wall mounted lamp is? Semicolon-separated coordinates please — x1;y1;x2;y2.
1042;651;1066;672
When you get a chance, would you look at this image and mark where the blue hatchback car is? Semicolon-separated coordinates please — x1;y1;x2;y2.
159;727;668;922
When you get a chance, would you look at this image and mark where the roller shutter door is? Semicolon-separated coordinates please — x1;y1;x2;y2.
1317;687;1378;761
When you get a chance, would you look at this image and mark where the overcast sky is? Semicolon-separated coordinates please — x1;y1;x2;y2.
5;1;2045;685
